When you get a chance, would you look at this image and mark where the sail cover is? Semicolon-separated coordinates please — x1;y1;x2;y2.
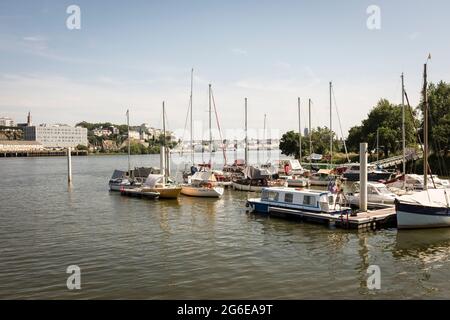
191;171;217;182
399;189;450;208
243;166;277;180
144;174;164;188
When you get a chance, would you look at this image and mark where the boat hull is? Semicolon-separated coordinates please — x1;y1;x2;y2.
181;186;224;198
142;187;182;199
232;182;264;192
120;188;160;199
396;200;450;229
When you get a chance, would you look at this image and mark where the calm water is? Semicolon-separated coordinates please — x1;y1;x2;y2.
1;153;450;299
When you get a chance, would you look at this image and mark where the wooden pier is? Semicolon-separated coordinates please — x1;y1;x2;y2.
0;150;88;157
267;206;397;231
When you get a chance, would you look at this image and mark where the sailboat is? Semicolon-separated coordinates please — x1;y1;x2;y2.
180;84;224;198
140;102;182;199
109;109;135;191
395;60;450;229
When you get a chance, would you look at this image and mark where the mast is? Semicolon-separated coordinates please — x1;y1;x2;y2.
423;63;428;190
127;109;131;175
309;98;312;169
329;81;333;167
190;68;194;165
162;101;167;182
376;128;379;162
401;73;406;189
298;97;302;162
209;83;212;165
245;98;248;165
263;113;267;164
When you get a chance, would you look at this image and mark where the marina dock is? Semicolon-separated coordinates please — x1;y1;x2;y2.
266;206;397;231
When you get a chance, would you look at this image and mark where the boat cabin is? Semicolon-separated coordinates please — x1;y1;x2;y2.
260;187;339;213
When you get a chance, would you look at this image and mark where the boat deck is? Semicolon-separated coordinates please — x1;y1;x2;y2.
267;206;397;231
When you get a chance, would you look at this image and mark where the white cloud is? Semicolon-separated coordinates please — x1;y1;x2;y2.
230;48;248;56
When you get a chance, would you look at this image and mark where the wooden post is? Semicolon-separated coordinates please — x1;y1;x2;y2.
359;143;368;212
67;147;72;184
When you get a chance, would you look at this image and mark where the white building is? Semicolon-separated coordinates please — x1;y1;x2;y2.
0;140;44;152
0;117;16;127
24;124;88;148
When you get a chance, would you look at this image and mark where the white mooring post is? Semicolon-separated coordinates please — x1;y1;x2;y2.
67;147;72;184
359;143;368;212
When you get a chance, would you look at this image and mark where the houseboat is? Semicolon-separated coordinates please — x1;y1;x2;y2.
246;187;352;218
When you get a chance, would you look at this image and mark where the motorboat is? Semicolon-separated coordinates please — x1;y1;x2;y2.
341;163;394;182
395;189;450;229
346;182;398;208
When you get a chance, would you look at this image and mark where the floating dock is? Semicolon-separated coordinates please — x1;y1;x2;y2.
266;206;397;231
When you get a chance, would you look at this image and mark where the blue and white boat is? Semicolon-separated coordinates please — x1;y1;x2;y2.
246;187;352;217
395;189;450;229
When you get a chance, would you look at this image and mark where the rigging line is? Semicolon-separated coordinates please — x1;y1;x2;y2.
331;86;350;163
427;107;448;176
180;98;191;157
404;90;437;189
210;87;227;165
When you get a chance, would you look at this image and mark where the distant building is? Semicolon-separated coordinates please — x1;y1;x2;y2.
93;127;112;137
304;128;309;136
0;117;15;127
128;130;140;140
24;124;88;148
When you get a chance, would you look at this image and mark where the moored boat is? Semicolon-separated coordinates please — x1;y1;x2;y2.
246;187;352;217
141;174;182;199
395;189;450;229
181;171;224;198
346;182;398;209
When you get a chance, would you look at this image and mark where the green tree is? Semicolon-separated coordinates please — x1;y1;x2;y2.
279;127;339;160
419;81;450;156
346;99;417;157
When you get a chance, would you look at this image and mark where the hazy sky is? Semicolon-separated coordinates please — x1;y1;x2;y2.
0;0;449;140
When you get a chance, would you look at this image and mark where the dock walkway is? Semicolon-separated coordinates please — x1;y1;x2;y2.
267;206;397;231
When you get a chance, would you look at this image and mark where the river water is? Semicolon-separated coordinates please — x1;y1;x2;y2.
1;152;449;299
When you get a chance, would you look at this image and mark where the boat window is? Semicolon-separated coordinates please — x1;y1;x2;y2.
284;193;293;203
262;191;279;201
303;195;316;206
328;196;334;205
368;186;377;194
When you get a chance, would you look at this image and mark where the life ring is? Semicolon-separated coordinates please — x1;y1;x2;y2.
205;183;213;189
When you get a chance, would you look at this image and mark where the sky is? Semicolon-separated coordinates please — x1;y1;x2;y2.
0;0;449;140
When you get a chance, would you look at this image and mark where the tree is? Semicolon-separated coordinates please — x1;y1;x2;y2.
346;99;417;157
418;81;450;156
279;127;339;160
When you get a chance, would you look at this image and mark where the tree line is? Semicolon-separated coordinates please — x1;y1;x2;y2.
279;81;450;166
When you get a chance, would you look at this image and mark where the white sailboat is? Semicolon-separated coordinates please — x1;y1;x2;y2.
395;59;450;229
180;84;224;198
181;171;224;197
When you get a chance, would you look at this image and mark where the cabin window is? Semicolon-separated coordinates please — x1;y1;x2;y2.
328;196;334;205
284;193;293;203
303;195;316;206
262;191;279;201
